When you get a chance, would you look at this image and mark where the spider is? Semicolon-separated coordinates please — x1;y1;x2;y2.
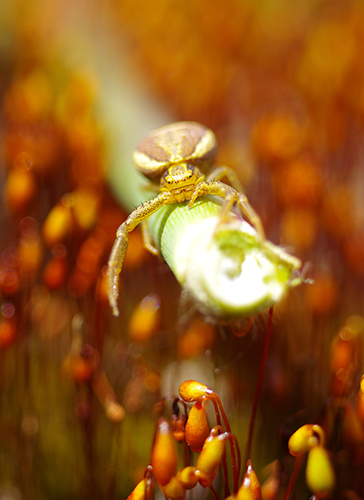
108;121;265;316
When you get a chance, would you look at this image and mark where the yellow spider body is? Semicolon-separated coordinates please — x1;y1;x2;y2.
108;122;264;316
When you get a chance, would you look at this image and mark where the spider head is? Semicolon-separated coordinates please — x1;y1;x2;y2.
161;164;204;202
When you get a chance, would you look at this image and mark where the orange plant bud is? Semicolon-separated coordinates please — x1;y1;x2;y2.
179;380;213;403
261;471;280;500
304;272;338;315
0;267;19;295
61;353;94;383
72;183;101;231
195;430;227;478
95;266;110;306
76;230;106;275
288;424;324;457
237;460;261;500
0;317;16;349
330;327;356;374
305;445;335;497
272;157;322;208
185;398;210;453
341;401;364;462
356;375;364;424
176;466;198;489
280;207;318;252
62;345;99;384
329;369;352;399
342;231;364;275
171;413;186;442
43;255;68;290
251;113;307;164
104;399;126;423
151;417;178;486
161;476;184;500
92;371;125;423
126;477;147;500
178;319;215;359
42;198;74;247
128;294;161;343
321;185;355;240
5;167;37;213
18;234;43;285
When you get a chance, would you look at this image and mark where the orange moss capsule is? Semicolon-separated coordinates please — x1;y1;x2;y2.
237;460;261;500
330;326;356;374
341;400;364;463
342;231;364;275
68;230;106;297
176;466;198;490
179;380;213;403
72;183;101;231
42;196;74;247
0;317;17;349
95;266;111;306
178;319;215;359
296;18;356;101
260;461;280;500
126;477;147;500
17;233;43;285
59;70;98;120
195;429;227;486
151;417;178;487
185;398;210;453
92;371;125;423
321;184;355;240
305;444;335;498
61;345;100;384
280;207;318;252
0;267;20;295
5;167;37;213
272;157;322;207
171;409;187;442
288;424;325;457
329;325;358;397
251;113;308;164
161;476;184;500
3;70;53;122
127;294;161;343
356;376;364;431
43;253;68;290
304;272;338;315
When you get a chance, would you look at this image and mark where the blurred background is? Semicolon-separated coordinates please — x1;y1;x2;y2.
1;0;364;498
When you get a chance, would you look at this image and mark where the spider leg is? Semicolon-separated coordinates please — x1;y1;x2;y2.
107;191;173;316
141;220;159;256
206;165;243;193
188;181;236;220
108;224;129;316
236;193;265;239
189;181;265;238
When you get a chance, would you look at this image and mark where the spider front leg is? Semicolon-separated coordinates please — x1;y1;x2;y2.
205;165;243;192
189;181;265;239
108;191;173;316
236;192;265;239
108;223;129;316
